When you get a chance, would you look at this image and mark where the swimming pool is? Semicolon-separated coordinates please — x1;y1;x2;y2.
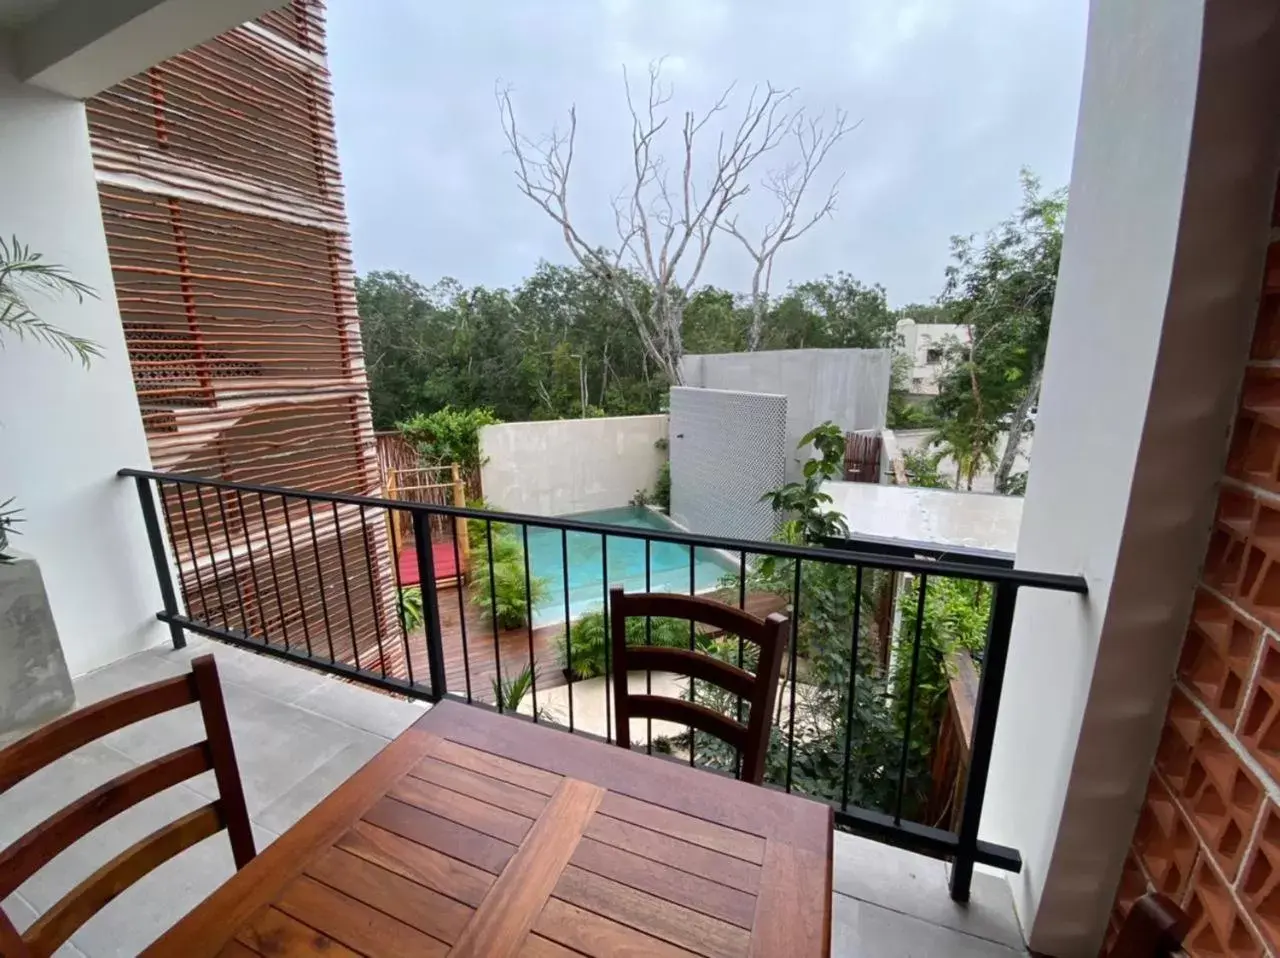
524;507;737;627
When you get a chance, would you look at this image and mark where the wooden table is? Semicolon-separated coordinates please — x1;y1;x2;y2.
146;700;833;958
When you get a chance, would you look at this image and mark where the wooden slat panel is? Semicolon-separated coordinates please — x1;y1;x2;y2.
425;737;563;796
361;796;517;875
599;791;766;864
388;774;533;845
584;815;761;895
449;779;604;958
409;755;550;818
570;837;756;929
534;898;700;958
554;864;750;958
336;820;494;907
306;847;473;944
276;875;448;958
236;907;359;957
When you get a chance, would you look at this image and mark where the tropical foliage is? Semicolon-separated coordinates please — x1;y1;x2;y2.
560;611;705;680
467;520;549;630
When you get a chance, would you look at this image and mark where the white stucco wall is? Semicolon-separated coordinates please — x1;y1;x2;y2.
479;415;669;516
984;2;1280;954
0;75;168;677
680;348;891;482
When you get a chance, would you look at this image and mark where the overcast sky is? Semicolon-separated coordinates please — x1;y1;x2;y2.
325;0;1088;309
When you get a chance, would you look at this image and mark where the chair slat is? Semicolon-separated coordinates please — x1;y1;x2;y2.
626;695;748;750
0;673;198;794
626;647;756;700
23;802;225;957
0;743;213;900
612;591;777;646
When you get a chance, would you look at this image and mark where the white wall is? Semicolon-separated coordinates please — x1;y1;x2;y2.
894;318;970;396
681;348;891;482
983;2;1280;954
479;415;668;516
0;74;168;677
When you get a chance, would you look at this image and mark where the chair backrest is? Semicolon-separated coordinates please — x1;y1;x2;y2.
1108;893;1190;958
609;587;789;785
0;654;255;957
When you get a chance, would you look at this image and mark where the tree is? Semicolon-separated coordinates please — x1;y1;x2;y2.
935;171;1066;493
497;61;850;383
764;273;895;350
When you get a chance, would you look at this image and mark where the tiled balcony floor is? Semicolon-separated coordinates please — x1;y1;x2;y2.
1;638;1027;957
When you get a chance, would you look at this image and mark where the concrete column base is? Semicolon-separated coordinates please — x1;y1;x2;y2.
0;551;75;733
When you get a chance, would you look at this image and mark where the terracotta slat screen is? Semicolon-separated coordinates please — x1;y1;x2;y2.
91;1;397;682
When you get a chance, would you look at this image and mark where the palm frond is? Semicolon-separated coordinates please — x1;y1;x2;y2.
0;235;100;367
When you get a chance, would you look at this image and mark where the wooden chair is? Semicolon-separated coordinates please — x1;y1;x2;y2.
0;654;255;957
609;587;789;784
1108;893;1190;958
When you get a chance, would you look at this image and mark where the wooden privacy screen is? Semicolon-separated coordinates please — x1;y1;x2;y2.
88;2;401;680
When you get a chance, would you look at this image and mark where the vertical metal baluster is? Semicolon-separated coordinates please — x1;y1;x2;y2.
601;534;611;744
387;507;415;688
358;506;389;679
894;574;929;824
281;495;315;659
134;478;184;649
331;503;361;672
562;528;574;733
485;520;503;713
233;490;266;641
784;558;803;792
212;488;249;637
736;551;747;778
412;511;446;700
173;482;209;623
193;486;225;627
256;493;290;654
644;538;652;755
305;500;337;663
688;545;697;767
840;565;865;812
451;523;472;703
521;525;539;721
153;481;190;634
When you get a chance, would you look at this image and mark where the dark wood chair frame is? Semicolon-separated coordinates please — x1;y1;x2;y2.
1108;893;1190;958
609;587;789;785
0;654;255;957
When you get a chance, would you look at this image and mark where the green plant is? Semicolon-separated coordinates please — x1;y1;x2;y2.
759;423;849;544
397;586;424;632
492;662;537;711
397;406;500;471
630;488;652;508
653;459;671;513
560;611;708;679
1;236;100;366
472;559;549;629
902;448;949;489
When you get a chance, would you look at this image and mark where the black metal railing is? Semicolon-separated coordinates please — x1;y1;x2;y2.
121;466;1087;902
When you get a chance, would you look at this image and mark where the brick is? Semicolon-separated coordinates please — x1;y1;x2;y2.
1241;636;1280;782
1242;367;1280;423
1226;411;1280;495
1252;293;1280;361
1241;802;1280;952
1134;772;1199;901
1203;526;1249;599
1177;590;1261;728
1103;851;1151;957
1183;858;1266;957
1156;686;1202;791
1177;719;1264;881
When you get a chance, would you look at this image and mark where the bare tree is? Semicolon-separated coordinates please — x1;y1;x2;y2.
498;62;850;384
722;111;854;350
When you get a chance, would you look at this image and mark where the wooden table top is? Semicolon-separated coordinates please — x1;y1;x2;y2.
145;700;833;958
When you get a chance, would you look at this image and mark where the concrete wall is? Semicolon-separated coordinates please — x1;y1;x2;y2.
479;415;668;516
0;74;168;677
983;1;1280;954
681;348;891;482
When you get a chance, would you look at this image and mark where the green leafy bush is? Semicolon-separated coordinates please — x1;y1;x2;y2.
397;586;424;632
560;611;708;679
397;406;500;470
467;518;548;629
492;662;536;711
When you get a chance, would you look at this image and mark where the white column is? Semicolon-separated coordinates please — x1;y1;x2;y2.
982;2;1280;955
0;71;167;677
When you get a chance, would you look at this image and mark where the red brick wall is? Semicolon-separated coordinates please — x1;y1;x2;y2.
1104;185;1280;956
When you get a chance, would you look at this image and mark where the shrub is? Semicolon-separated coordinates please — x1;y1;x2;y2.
396;406;500;471
471;559;549;629
492;662;536;711
397;586;424;632
560;611;708;679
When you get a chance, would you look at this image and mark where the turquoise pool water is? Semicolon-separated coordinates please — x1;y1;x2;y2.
524;507;736;627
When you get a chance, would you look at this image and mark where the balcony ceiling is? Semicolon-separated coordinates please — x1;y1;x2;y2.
0;0;58;29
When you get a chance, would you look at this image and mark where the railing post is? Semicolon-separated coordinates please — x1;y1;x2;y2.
950;581;1019;901
133;475;186;649
412;510;448;700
